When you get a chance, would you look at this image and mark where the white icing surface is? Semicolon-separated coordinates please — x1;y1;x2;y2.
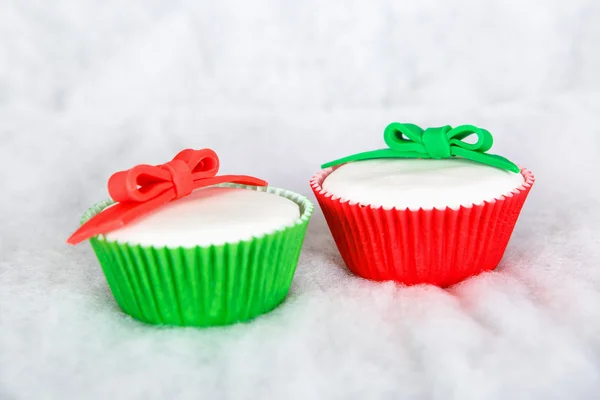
104;187;300;247
322;158;525;210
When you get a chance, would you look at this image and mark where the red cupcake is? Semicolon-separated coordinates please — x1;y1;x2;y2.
310;123;534;287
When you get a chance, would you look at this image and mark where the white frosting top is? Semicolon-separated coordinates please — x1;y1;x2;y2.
104;187;300;247
322;158;524;210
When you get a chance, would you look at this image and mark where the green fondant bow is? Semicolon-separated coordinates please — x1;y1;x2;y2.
321;123;520;173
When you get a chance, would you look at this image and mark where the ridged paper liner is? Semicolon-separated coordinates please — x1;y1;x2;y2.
310;166;534;287
82;183;314;327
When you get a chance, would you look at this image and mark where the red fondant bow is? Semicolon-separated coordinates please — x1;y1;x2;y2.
67;148;267;245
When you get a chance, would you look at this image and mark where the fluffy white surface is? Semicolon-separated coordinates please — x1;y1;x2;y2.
104;187;300;248
322;158;525;210
1;1;600;399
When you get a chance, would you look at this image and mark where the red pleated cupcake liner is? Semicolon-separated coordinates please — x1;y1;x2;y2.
310;166;535;287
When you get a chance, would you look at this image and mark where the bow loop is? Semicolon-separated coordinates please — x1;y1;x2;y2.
108;164;172;203
447;125;494;153
383;123;426;154
174;148;220;178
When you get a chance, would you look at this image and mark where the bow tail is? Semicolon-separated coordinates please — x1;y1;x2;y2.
67;192;175;245
451;147;520;173
321;149;430;169
195;175;268;188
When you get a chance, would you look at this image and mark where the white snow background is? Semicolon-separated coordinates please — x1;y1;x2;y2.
1;0;600;399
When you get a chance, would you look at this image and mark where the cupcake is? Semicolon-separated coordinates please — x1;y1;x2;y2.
68;148;314;327
310;123;534;287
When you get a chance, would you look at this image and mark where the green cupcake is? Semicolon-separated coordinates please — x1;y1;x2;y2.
69;149;313;327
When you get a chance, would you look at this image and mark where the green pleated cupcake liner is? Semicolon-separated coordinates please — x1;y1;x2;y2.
82;183;314;327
